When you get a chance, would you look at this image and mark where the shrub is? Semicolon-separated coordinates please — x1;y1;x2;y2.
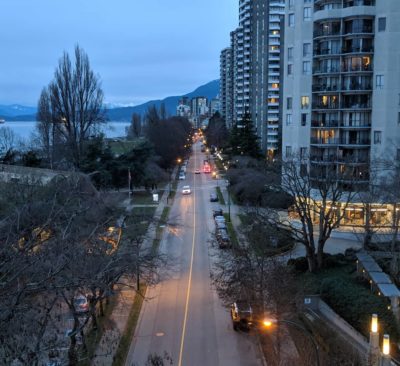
287;257;309;273
320;277;399;341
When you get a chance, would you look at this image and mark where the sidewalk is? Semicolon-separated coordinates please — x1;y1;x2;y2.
91;168;177;365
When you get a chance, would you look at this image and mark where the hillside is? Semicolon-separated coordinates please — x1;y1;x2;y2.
2;80;220;122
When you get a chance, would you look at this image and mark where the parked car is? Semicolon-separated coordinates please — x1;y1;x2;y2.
195;169;201;174
73;294;89;314
213;208;224;218
215;221;227;230
179;173;185;180
182;185;191;195
217;230;231;249
216;228;228;244
231;301;253;331
210;193;218;202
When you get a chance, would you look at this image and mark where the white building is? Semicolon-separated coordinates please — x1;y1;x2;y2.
282;0;400;226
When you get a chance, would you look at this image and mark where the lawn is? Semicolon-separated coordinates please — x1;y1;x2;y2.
131;190;163;205
107;140;136;155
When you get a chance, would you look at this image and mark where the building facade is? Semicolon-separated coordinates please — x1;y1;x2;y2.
220;0;285;157
282;0;400;226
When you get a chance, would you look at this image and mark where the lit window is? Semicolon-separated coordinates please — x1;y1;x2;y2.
286;114;292;126
272;83;279;89
303;7;311;21
303;61;311;74
376;75;384;89
378;17;386;32
289;13;295;27
301;96;310;109
374;131;382;144
301;113;307;126
303;43;311;57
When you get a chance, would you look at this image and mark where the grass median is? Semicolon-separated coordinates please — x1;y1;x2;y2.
216;187;225;205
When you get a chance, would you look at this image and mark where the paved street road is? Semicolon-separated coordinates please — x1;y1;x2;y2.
126;143;262;366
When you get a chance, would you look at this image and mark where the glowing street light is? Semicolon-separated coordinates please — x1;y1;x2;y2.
371;314;378;333
383;334;390;355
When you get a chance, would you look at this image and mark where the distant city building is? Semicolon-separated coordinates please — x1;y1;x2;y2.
282;0;400;227
219;0;285;157
176;97;191;118
220;47;234;128
190;97;209;128
209;97;220;116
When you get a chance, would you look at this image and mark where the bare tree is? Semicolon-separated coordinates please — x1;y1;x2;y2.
0;126;16;158
127;113;142;139
280;156;357;272
36;45;106;168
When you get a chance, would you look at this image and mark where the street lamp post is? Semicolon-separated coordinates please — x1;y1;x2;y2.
227;182;231;222
263;319;320;366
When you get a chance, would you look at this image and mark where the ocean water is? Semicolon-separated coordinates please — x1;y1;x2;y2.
0;121;130;145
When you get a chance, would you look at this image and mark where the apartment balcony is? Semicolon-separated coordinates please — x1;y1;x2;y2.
312;83;372;93
312;103;339;110
311;137;339;145
342;47;374;55
339;138;371;146
311;120;339;128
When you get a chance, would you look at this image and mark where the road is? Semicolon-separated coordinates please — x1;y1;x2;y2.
126;142;262;366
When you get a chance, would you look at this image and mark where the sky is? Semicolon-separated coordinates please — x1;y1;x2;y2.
0;0;237;107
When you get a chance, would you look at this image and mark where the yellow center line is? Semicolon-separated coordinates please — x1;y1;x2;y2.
178;147;197;366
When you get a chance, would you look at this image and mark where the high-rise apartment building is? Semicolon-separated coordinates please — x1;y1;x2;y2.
220;0;285;157
282;0;400;226
252;0;285;156
220;47;234;128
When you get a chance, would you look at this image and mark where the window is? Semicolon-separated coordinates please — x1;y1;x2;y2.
397;149;400;161
301;96;310;109
301;113;307;126
288;0;294;10
374;131;382;144
300;147;308;159
378;17;386;32
303;43;311;57
286;146;292;158
303;7;311;21
287;64;293;75
303;61;311;75
287;97;293;110
286;114;292;126
287;47;293;61
398;112;400;125
289;13;295;27
304;0;312;3
376;75;384;89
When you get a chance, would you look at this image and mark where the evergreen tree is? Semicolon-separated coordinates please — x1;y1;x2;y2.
229;110;261;158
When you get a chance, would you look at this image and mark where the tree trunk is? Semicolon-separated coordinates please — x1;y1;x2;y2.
306;246;317;273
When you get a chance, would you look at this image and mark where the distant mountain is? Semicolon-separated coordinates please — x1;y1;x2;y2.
107;79;220;121
0;104;37;119
1;79;220;122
